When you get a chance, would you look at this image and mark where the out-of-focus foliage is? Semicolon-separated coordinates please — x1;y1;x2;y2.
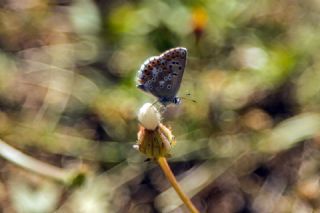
0;0;320;212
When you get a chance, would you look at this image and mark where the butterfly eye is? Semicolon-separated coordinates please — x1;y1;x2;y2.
167;84;172;90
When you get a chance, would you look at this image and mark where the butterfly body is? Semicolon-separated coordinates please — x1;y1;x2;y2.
136;47;187;106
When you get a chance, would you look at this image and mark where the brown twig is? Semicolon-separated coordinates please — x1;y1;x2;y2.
0;139;85;186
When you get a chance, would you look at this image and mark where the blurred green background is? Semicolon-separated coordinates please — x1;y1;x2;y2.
0;0;320;212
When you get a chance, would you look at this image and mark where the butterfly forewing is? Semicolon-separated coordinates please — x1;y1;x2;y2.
137;47;187;104
155;48;187;98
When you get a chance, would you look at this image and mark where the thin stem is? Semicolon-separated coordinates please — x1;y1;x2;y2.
0;139;84;185
156;156;199;213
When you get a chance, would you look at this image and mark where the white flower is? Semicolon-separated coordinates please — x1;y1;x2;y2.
138;103;161;130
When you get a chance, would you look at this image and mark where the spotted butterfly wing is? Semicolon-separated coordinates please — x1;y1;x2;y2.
137;47;187;105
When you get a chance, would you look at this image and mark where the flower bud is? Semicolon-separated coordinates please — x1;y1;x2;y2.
138;103;160;130
135;103;176;158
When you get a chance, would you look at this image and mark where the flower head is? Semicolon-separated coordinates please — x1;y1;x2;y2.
134;103;176;158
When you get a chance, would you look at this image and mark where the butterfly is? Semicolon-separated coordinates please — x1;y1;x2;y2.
136;47;187;106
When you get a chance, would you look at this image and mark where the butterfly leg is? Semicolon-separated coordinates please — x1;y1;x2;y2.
151;100;159;106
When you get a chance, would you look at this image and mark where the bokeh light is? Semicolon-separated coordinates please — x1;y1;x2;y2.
0;0;320;212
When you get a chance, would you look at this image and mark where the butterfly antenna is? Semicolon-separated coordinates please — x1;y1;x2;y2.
180;92;197;103
180;96;197;103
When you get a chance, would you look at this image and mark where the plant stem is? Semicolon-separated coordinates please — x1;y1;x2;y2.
157;156;199;213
